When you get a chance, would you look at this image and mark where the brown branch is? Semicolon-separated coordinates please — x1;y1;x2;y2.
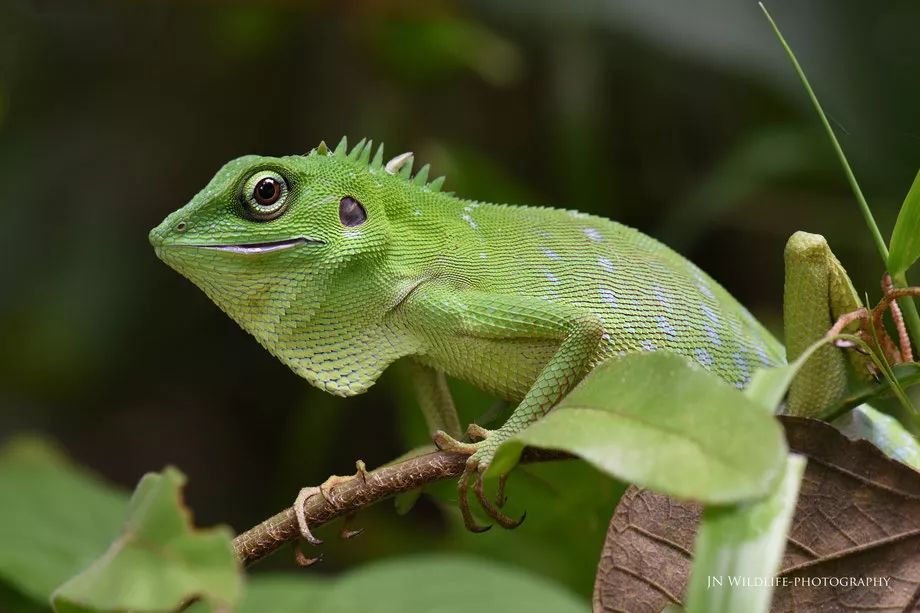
233;448;569;566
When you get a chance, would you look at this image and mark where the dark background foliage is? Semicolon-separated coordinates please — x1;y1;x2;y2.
1;0;918;600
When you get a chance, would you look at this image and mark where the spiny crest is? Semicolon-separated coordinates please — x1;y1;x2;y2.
306;136;447;193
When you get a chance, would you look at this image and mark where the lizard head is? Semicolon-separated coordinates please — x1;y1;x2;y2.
149;138;443;392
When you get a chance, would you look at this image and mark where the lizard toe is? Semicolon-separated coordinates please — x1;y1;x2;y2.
457;460;492;533
473;471;525;529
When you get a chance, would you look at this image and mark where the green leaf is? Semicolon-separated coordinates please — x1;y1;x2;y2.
887;169;920;276
0;436;128;603
51;467;241;613
237;554;586;613
492;352;787;504
834;404;920;470
0;575;55;613
235;575;330;613
685;455;806;613
743;335;839;412
743;364;798;414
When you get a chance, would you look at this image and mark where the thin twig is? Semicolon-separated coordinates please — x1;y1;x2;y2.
233;448;569;567
883;274;913;362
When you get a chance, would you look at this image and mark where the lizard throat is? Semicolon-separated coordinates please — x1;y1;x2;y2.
189;237;323;254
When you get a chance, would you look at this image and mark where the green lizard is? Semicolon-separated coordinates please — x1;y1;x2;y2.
149;137;915;536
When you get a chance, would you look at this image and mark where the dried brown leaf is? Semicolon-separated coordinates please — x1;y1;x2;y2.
593;417;920;613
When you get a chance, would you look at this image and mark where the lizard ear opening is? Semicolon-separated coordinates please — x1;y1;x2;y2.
339;196;367;227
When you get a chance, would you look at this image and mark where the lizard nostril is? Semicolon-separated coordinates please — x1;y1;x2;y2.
176;221;188;233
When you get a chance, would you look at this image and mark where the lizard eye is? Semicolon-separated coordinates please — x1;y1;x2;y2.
339;196;367;227
243;170;289;221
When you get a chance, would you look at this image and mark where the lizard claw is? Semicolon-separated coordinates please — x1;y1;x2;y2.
458;459;492;533
473;472;525;529
339;512;364;540
294;486;324;546
432;431;493;531
294;541;323;567
293;460;371;549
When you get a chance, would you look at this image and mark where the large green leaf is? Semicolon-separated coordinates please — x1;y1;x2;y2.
235;575;330;613
0;581;47;613
236;555;586;613
887;169;920;276
491;352;787;504
0;437;128;603
684;455;806;613
51;467;241;613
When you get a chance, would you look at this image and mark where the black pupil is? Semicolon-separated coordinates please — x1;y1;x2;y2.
255;178;279;204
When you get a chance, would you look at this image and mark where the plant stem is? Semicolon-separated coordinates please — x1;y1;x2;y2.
761;3;920;348
759;3;888;262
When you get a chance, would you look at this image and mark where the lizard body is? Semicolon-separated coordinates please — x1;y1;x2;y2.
150;140;780;435
398;196;782;396
151;138;909;530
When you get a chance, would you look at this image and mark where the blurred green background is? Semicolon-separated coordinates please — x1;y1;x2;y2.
1;0;919;604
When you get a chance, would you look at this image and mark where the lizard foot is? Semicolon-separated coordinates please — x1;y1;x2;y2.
431;423;492;453
458;425;510;507
433;429;525;532
294;460;370;548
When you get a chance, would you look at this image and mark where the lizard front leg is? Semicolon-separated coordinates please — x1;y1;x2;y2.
406;359;462;440
401;286;605;531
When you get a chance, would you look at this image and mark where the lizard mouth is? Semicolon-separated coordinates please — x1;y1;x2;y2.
193;237;323;254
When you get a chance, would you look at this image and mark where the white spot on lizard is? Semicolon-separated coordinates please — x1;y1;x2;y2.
657;316;676;339
599;288;617;307
695;348;713;367
583;228;603;242
704;324;721;346
701;304;720;325
542;248;562;261
598;257;615;273
755;344;772;366
733;353;751;386
653;285;670;308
